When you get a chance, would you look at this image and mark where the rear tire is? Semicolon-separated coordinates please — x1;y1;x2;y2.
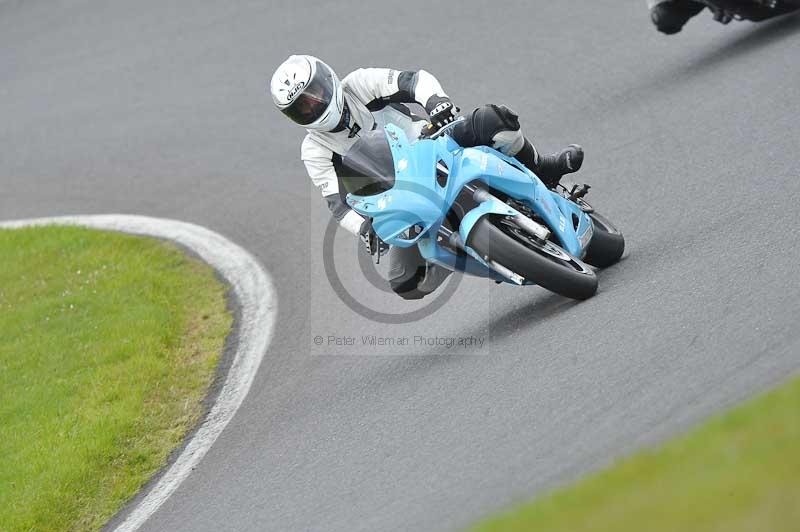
469;216;598;300
583;212;625;268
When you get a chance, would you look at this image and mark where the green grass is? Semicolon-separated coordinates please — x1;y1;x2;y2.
0;225;231;532
472;376;800;532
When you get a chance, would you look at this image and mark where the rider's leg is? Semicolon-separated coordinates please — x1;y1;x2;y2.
450;104;583;188
518;141;584;189
650;0;706;34
387;245;451;300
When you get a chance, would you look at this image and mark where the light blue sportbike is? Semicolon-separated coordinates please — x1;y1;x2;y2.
342;114;624;300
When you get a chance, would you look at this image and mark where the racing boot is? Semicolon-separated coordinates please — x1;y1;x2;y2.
650;1;706;34
533;144;584;189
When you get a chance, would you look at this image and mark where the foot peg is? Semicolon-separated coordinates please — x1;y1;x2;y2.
568;183;591;201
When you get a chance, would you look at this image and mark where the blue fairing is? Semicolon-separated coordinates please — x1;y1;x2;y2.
345;124;593;284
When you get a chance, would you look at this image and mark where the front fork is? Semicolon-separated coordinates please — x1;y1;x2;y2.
437;184;552;285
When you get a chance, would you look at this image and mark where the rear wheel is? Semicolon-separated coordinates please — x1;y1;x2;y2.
583;211;625;268
468;216;598;300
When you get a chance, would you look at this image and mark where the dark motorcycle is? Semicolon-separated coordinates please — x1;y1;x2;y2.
701;0;800;23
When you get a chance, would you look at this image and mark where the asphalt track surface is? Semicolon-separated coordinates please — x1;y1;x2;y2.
3;1;800;531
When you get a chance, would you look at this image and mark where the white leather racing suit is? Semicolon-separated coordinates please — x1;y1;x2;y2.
301;68;449;235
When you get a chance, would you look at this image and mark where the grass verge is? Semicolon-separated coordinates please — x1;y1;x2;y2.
0;225;232;531
472;375;800;532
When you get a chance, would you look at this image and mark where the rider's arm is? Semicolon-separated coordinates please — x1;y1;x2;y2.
342;68;449;111
301;135;364;236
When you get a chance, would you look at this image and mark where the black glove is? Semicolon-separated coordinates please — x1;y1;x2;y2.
425;95;458;129
359;218;389;258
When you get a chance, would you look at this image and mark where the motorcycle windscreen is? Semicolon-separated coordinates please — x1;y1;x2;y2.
340;130;396;197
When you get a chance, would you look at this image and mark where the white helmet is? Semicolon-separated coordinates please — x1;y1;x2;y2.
270;55;344;132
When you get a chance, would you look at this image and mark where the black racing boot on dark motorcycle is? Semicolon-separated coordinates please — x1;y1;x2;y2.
533;144;584;189
650;1;706;34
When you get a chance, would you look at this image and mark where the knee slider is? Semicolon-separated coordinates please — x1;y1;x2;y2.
389;275;428;300
467;104;521;147
491;104;521;131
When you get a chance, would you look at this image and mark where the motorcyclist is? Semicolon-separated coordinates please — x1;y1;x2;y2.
270;55;584;299
649;0;733;34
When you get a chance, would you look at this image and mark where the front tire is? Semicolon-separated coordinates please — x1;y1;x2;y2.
468;216;598;300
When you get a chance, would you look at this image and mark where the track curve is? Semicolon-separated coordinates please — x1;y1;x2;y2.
2;1;800;531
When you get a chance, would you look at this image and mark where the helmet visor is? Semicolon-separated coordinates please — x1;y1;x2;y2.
282;60;335;126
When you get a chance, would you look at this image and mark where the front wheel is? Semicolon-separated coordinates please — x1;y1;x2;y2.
468;216;598;300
